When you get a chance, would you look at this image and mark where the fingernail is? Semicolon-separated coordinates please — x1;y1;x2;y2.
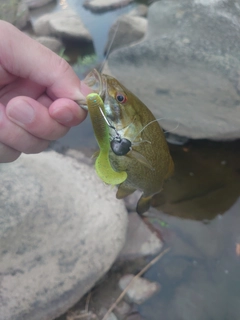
8;100;35;124
51;107;73;123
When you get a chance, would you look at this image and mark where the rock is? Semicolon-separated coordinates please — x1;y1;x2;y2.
24;0;56;9
99;309;118;320
33;10;93;42
119;212;163;259
165;266;230;320
104;15;147;55
83;0;134;13
0;0;29;29
0;151;128;320
115;301;131;316
164;133;190;145
16;1;30;29
104;0;240;140
123;190;142;212
118;274;160;304
128;4;148;17
35;36;63;53
124;314;144;320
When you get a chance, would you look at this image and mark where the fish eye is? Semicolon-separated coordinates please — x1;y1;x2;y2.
116;92;127;103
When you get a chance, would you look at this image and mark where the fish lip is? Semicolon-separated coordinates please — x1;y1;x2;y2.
78;69;109;110
81;69;113;113
83;68;105;98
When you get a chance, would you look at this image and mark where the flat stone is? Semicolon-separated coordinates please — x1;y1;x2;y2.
119;212;163;259
23;0;56;9
35;36;63;53
104;0;240;140
104;15;147;55
0;151;128;320
33;10;93;42
83;0;134;13
128;4;148;17
119;274;160;304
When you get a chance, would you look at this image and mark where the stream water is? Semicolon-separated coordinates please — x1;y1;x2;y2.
30;1;240;319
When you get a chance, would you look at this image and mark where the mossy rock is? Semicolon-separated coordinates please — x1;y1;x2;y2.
0;0;29;28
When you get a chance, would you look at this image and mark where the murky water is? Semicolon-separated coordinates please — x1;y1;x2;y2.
32;1;240;319
141;140;240;320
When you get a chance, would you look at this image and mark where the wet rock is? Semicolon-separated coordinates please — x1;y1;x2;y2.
104;15;147;55
83;0;134;13
164;133;189;145
99;309;118;320
35;36;63;53
115;301;132;316
119;274;160;304
0;151;128;320
123;190;142;212
24;0;56;9
128;4;148;17
119;212;163;259
33;10;93;42
0;0;29;29
104;0;240;140
16;1;30;29
124;314;145;320
166;267;229;320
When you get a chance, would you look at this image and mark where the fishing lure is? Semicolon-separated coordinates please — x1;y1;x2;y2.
86;93;127;185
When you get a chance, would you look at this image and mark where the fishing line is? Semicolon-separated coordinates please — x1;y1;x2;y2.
98;106;121;142
99;20;120;73
132;117;180;142
163;123;179;134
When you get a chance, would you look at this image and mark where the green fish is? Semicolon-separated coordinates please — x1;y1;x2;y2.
84;69;174;215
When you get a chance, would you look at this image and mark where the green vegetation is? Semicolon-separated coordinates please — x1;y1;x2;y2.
58;48;97;73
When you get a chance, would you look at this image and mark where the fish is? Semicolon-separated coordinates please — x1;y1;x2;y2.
82;68;174;215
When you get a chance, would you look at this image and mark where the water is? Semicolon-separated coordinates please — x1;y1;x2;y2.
140;140;240;320
31;2;240;319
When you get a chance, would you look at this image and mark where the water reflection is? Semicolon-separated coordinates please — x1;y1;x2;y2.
152;139;240;221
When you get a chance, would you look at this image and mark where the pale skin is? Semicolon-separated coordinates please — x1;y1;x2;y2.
0;20;91;163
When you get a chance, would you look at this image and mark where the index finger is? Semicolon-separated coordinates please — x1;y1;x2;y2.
0;20;91;101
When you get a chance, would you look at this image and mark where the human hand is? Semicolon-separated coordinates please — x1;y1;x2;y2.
0;20;91;163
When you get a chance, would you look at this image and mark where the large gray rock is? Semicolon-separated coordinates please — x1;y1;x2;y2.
0;151;128;320
104;0;240;140
104;15;147;55
33;10;93;42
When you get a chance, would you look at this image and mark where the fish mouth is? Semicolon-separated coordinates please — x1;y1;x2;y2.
79;69;107;111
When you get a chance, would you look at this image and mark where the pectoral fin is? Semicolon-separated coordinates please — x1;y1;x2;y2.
136;194;152;215
128;150;154;171
116;184;136;199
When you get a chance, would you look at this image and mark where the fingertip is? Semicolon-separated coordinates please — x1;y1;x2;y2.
49;98;87;127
